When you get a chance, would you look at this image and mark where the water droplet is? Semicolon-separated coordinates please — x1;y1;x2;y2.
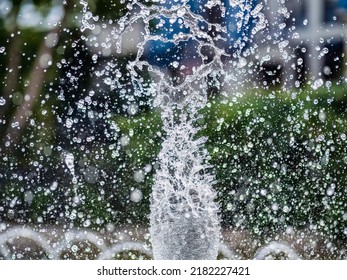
292;32;300;39
11;122;19;128
24;191;34;205
133;170;145;183
144;233;150;241
238;57;247;68
272;203;279;211
130;189;143;203
144;164;152;173
278;40;289;50
172;61;179;68
64;152;75;173
318;111;326;122
169;15;177;24
83;219;91;227
97;239;104;246
120;135;130;146
312;79;323;90
71;244;78;253
50;182;58;191
177;7;186;17
323;66;331;76
261;54;271;63
127;103;139;115
65;118;73;128
279;23;286;30
326;184;335;196
0;97;6;106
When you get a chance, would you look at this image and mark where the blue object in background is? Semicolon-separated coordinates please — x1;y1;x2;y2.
144;0;258;70
339;0;347;9
223;0;258;54
144;0;199;70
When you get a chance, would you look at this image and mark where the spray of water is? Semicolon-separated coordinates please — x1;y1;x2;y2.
149;113;221;259
78;0;266;259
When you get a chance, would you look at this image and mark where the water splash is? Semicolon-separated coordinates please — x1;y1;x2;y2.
77;0;266;259
0;227;54;259
74;0;344;259
64;152;78;185
254;241;301;260
104;1;236;259
0;225;280;260
150;108;220;259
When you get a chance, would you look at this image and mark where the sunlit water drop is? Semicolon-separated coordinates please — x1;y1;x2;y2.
64;152;78;184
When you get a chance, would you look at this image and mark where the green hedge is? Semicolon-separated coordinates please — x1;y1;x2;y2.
202;85;347;240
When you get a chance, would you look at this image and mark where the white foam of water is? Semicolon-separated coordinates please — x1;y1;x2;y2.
53;229;108;259
0;227;54;259
254;241;301;260
0;226;301;260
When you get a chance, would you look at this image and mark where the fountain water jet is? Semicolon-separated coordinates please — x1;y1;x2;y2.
93;0;264;259
102;0;236;259
149;108;220;259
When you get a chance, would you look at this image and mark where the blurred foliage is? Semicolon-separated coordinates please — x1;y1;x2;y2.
202;85;347;241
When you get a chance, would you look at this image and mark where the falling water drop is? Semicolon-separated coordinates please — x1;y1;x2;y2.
64;152;78;184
